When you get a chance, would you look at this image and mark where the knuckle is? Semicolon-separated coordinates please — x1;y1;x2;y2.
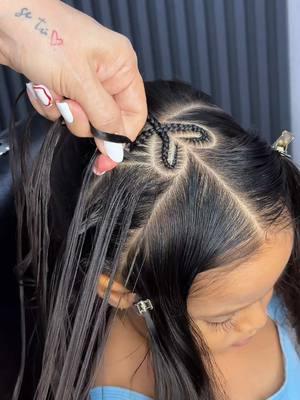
121;35;134;51
120;37;138;63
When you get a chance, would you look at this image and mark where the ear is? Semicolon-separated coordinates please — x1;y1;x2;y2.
97;274;137;309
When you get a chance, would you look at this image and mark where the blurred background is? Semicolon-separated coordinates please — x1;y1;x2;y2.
1;0;300;162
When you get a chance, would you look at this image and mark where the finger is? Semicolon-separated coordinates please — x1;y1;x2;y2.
26;84;118;174
56;99;121;165
26;82;62;121
101;64;148;141
72;70;127;163
27;82;121;167
26;82;48;118
92;154;118;176
113;72;147;141
73;70;126;134
56;98;90;137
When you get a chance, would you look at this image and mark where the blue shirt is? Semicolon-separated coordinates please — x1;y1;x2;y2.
90;295;300;399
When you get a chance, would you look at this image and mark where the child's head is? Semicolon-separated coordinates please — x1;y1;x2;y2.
100;226;294;353
95;80;296;354
186;227;293;353
14;80;300;399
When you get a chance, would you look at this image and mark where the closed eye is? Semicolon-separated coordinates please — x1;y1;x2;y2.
205;317;236;332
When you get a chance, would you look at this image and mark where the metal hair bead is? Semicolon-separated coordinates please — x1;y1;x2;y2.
272;130;295;158
134;299;153;315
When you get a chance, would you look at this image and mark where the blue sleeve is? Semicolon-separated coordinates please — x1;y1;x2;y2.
89;386;153;400
267;294;287;325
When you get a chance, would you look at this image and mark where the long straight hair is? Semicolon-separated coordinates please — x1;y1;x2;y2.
10;80;300;399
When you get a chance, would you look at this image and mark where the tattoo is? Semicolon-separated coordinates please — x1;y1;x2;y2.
14;7;63;46
35;18;48;36
50;30;64;46
15;7;32;18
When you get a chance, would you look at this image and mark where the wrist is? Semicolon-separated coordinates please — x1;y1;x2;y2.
0;0;24;68
0;0;62;70
0;0;15;66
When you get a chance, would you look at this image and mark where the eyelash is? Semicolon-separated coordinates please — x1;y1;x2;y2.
206;317;236;332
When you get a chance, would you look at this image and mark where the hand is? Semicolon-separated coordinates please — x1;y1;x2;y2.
0;0;147;173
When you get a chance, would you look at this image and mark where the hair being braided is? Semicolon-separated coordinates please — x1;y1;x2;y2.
130;115;211;169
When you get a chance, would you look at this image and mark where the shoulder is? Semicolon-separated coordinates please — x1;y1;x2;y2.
267;294;288;324
94;310;155;398
268;294;300;357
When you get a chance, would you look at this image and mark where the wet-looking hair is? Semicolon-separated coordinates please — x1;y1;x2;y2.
10;80;300;400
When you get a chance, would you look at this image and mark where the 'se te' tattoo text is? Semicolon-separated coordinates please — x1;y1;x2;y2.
14;7;64;46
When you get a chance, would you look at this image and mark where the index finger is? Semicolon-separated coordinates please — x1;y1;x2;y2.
102;70;148;142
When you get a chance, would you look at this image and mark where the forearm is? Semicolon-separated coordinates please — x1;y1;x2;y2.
0;0;19;67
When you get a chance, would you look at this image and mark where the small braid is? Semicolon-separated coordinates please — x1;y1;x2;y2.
129;114;210;169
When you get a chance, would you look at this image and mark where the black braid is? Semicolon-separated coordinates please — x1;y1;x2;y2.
129;114;210;169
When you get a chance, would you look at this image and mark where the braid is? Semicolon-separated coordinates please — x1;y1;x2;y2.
130;115;210;169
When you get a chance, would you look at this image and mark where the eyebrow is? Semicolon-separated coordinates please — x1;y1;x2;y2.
207;262;289;318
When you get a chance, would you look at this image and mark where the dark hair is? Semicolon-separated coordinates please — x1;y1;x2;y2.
10;80;300;399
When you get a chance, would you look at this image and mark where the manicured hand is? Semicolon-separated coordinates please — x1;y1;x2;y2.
0;0;147;173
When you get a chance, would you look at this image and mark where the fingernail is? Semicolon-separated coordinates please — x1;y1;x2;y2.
26;82;37;99
103;141;124;163
56;102;74;124
32;84;53;107
92;165;106;176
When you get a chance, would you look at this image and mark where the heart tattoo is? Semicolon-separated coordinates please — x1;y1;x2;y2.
50;30;63;46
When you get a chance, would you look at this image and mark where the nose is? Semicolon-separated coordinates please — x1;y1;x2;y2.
236;299;269;335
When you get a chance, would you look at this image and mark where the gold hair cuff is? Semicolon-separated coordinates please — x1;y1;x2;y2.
272;130;295;158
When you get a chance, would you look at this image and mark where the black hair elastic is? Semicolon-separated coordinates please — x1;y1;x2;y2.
91;124;133;144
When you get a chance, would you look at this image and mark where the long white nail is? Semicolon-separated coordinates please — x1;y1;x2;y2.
56;102;74;124
103;141;124;163
26;82;38;99
32;84;52;107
